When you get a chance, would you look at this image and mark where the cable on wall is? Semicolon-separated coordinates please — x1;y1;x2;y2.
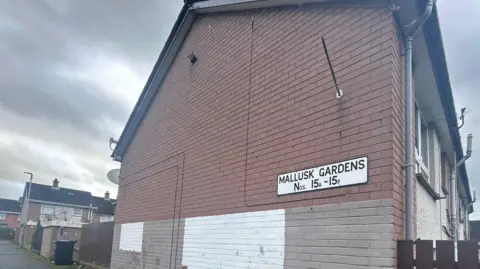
118;152;185;269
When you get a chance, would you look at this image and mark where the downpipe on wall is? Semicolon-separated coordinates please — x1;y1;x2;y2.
403;0;435;241
465;191;476;239
451;134;473;242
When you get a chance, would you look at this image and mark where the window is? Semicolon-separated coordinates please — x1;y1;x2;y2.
41;205;55;215
73;208;82;216
100;215;114;223
441;153;450;194
415;104;429;173
0;213;5;220
18;215;21;222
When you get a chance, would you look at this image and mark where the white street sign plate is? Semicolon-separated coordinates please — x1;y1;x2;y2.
277;157;368;195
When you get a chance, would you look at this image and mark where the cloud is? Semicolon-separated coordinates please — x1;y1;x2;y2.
0;0;182;199
437;0;480;218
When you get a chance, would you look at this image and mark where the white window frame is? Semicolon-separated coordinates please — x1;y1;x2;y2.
18;215;21;222
73;208;82;216
41;205;55;215
99;215;114;223
0;213;6;220
415;104;430;179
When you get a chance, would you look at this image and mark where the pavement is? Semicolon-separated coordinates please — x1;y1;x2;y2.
0;239;52;269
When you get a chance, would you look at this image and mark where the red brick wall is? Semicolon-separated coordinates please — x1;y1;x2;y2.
0;213;20;229
116;4;404;224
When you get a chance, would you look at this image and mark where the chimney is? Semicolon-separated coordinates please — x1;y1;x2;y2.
53;178;59;188
104;191;110;200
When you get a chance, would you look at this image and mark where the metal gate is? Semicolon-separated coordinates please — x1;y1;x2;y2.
31;221;43;252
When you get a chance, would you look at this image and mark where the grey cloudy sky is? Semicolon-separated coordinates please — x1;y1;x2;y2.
0;0;182;199
437;0;480;219
0;0;478;217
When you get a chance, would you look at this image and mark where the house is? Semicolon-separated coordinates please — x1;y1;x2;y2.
19;179;115;226
21;179;92;225
0;198;21;229
110;0;474;268
91;192;116;223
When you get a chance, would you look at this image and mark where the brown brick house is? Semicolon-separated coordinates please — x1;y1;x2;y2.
19;180;115;226
111;0;473;268
0;198;21;229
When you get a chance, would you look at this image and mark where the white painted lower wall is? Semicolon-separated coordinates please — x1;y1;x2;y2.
112;200;395;269
416;183;442;240
120;222;144;252
417;125;451;241
182;209;285;269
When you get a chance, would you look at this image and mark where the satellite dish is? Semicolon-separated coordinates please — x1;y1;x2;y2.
107;169;120;185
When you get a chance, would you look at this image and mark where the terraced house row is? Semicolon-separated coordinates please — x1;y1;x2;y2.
111;0;474;268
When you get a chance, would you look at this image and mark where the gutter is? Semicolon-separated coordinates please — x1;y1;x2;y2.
0;211;21;215
420;3;473;205
28;199;91;209
464;191;476;239
451;134;473;242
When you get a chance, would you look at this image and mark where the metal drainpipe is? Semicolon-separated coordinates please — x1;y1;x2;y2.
451;153;458;241
403;0;435;240
465;191;476;239
451;134;473;241
404;36;415;241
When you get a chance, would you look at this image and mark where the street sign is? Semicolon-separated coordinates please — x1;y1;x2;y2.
277;157;368;195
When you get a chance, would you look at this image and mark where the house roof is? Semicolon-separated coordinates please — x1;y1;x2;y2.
0;198;21;214
91;196;116;215
24;182;93;207
111;0;473;205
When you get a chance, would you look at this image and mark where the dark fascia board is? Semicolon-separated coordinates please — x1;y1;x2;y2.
0;211;20;215
421;4;473;208
112;0;390;161
112;3;196;161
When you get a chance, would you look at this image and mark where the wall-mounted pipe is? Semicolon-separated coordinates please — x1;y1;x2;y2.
403;0;435;241
465;190;476;239
451;134;473;242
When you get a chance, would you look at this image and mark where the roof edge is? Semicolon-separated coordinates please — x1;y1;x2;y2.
28;199;91;209
0;211;21;215
192;0;331;13
112;0;388;161
421;4;473;207
112;3;195;161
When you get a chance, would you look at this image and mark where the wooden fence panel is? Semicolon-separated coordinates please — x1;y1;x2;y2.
397;240;414;269
79;222;114;267
398;240;479;269
416;240;434;269
458;240;479;269
436;240;455;269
